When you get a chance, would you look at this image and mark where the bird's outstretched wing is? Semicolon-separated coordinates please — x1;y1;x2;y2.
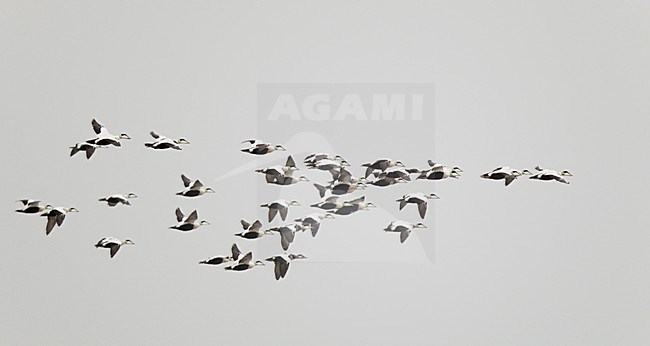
418;202;427;219
185;210;198;224
231;244;241;261
400;230;411;243
56;213;66;226
273;257;289;280
268;208;279;222
45;216;56;235
181;174;192;187
286;155;296;168
239;252;253;264
249;220;262;232
91;119;104;134
190;180;204;190
109;244;120;258
279;207;288;221
175;207;184;222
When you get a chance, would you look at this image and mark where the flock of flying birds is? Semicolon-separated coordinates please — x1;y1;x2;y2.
15;119;573;281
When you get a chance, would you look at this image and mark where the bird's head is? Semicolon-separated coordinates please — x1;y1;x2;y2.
177;138;190;145
395;161;405;167
126;193;138;199
275;145;287;151
119;133;131;140
414;222;427;229
124;239;135;245
289;254;307;260
290;200;301;206
205;188;215;193
561;170;573;176
426;193;440;199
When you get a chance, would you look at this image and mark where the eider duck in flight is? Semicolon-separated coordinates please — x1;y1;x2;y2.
314;181;366;198
383;220;427;244
41;207;79;235
373;167;419;181
305;159;350;172
94;237;134;258
295;213;335;237
362;159;405;178
416;162;462;180
224;252;265;272
367;177;407;187
310;196;349;211
98;193;137;207
145;131;190;150
265;254;307;280
170;208;210;231
241;139;286;155
176;174;215;197
86;119;131;147
260;199;301;222
331;196;376;216
529;166;572;184
236;220;273;239
329;167;366;185
304;153;344;166
199;243;242;265
267;224;307;251
15;200;52;214
396;193;439;219
480;167;531;186
255;156;298;183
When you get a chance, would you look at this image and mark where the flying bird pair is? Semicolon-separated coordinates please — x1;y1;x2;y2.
70;119;131;159
200;243;242;265
255;156;308;185
481;166;572;186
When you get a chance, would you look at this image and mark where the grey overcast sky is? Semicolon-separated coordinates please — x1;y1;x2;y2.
1;1;649;345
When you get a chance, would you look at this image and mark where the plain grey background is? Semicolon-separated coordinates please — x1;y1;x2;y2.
1;1;649;345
